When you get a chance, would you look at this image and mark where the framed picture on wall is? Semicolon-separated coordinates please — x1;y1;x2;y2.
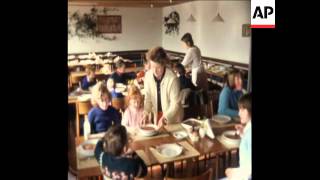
242;24;251;37
97;15;122;33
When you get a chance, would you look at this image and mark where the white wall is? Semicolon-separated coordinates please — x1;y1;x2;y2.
162;1;251;64
68;1;251;64
68;6;162;53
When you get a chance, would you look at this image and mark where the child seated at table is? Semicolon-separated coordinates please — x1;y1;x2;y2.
221;93;252;180
218;69;246;118
174;63;196;90
88;82;121;133
81;65;96;90
122;85;144;128
110;59;136;85
106;77;124;98
94;125;148;180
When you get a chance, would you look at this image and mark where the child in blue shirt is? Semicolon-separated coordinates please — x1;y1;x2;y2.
223;93;252;180
81;65;96;90
218;69;246;117
88;82;121;133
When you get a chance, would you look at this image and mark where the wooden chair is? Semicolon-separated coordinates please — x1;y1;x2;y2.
76;100;92;137
164;168;213;180
70;74;85;87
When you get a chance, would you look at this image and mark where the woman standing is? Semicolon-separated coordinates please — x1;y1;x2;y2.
142;46;183;127
180;33;207;90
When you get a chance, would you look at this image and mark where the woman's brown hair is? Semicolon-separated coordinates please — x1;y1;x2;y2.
181;33;194;47
225;69;243;89
145;46;169;66
102;125;128;156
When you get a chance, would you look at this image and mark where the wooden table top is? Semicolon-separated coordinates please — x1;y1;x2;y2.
72;123;237;177
205;70;226;79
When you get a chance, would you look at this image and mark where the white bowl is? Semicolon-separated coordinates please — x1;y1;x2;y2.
78;139;98;157
156;143;183;158
139;124;158;137
221;130;241;146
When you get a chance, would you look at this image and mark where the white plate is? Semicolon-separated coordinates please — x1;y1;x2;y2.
139;124;158;137
156;143;183;159
115;87;126;93
116;83;127;88
78;139;98;157
212;115;232;124
221;130;241;146
173;131;188;140
78;94;92;102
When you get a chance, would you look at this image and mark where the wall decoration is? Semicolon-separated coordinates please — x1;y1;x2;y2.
164;11;180;35
242;24;251;37
97;15;122;33
68;7;119;40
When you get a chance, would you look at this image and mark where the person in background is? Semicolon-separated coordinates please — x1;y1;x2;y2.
136;58;150;84
95;125;147;180
180;33;207;90
173;63;196;90
88;82;121;133
110;59;136;85
106;78;124;99
222;93;251;180
218;69;246;117
122;85;144;128
81;65;96;90
141;46;183;128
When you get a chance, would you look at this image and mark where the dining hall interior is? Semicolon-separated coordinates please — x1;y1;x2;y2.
68;0;252;179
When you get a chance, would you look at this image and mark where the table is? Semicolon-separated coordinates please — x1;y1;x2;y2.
70;124;239;179
70;67;143;79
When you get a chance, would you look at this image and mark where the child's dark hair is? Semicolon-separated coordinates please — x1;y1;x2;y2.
115;59;126;69
181;33;194;47
174;63;186;75
103;125;128;156
145;46;169;66
238;93;252;117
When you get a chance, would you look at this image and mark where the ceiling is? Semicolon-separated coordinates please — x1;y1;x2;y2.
68;0;197;8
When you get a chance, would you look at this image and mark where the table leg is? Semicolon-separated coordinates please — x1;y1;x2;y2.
76;102;80;137
215;154;219;180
